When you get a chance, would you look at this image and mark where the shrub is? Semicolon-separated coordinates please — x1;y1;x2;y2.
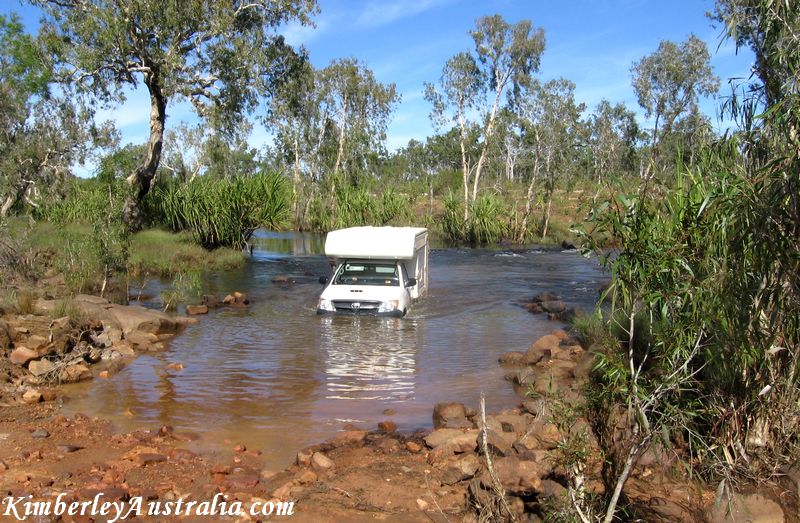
150;171;290;249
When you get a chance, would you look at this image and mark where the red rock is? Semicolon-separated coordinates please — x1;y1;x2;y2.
378;420;397;433
433;402;469;429
424;429;478;452
327;430;368;448
9;347;38;365
98;371;111;379
22;389;42;404
227;473;260;490
186;305;208;315
135;453;167;466
405;441;422;453
296;450;312;467
234;443;247;453
294;469;317;485
376;437;401;453
211;464;232;475
311;452;334;471
165;362;184;371
525;334;561;364
498;351;527;365
222;294;236;304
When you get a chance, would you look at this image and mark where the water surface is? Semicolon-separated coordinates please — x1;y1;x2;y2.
64;231;604;468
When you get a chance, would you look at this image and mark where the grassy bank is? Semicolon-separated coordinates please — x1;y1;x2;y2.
2;219;245;298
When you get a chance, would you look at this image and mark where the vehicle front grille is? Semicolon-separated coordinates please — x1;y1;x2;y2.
331;300;382;312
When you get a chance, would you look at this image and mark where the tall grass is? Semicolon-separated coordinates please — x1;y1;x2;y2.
151;171;290;249
305;182;413;232
438;191;508;245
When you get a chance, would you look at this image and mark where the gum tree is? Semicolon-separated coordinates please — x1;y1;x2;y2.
631;35;718;173
33;0;317;229
426;14;545;221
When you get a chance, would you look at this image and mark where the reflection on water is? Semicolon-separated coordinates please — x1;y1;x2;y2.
63;231;605;468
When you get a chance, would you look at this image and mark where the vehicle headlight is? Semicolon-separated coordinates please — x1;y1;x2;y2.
317;298;335;312
378;300;399;312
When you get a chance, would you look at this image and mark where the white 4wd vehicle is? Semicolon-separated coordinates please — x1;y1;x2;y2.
316;227;428;317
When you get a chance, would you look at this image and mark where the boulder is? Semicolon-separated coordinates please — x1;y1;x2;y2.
533;423;562;450
424;429;478;453
9;347;38;365
508;368;536;388
433;402;473;429
222;294;236;304
233;292;249;305
106;305;183;336
28;359;56;377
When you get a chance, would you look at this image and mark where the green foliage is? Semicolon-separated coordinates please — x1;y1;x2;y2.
161;271;201;312
438;191;508;245
128;229;244;278
468;194;508;244
151;171;291;249
305;176;413;232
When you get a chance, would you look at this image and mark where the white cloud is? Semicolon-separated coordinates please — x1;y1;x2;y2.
356;0;451;29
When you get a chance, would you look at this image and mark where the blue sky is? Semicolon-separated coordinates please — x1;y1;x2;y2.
3;0;754;167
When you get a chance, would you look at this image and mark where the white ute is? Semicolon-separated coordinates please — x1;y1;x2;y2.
317;226;429;317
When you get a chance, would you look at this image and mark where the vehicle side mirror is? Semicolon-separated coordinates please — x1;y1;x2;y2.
405;278;417;287
319;275;328;285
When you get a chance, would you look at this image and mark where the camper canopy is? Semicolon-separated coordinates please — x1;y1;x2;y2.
324;226;428;260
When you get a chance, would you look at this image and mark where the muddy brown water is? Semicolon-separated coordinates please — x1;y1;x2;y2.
63;231;605;469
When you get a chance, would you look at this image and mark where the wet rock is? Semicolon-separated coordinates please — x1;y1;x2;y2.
382;408;396;416
234;443;247;452
165;362;184;371
31;429;50;439
424;429;478;453
271;275;295;283
433;402;473;429
233;291;249;305
525;334;560;364
541;300;566;314
125;331;159;350
222;294;236;304
9;347;38;365
59;363;92;383
186;305;208;315
498;351;526;365
311;452;334;471
507;368;536;387
22;389;43;404
202;295;220;308
709;492;784;523
378;420;397;433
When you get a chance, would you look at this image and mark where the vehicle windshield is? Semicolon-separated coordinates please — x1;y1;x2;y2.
333;262;400;286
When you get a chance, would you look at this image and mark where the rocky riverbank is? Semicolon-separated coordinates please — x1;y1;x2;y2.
1;296;796;522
